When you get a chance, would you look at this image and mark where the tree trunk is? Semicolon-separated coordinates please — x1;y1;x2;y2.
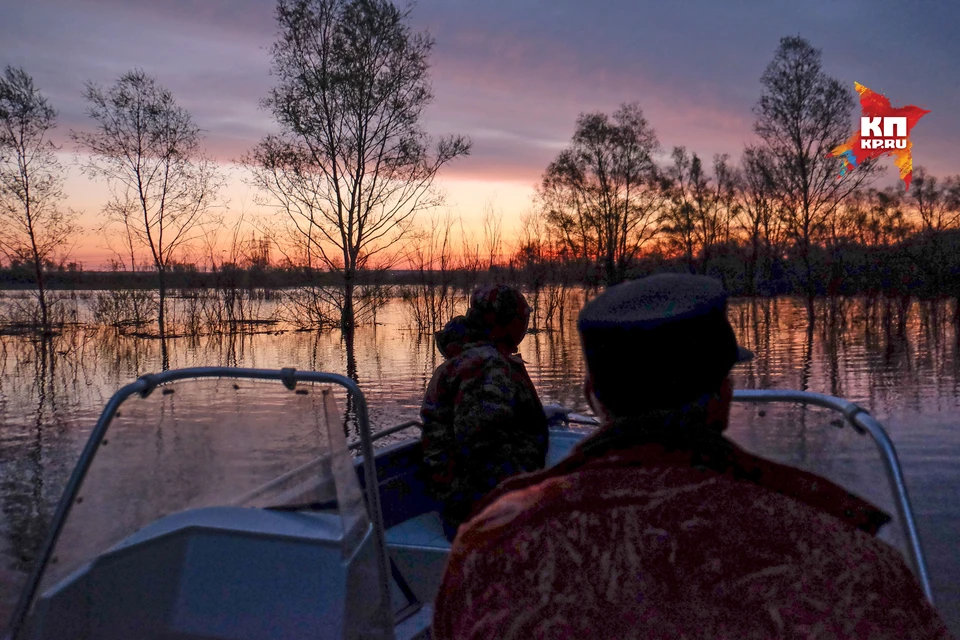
341;270;355;331
604;253;619;286
157;265;167;339
33;257;49;335
801;237;815;297
746;234;759;296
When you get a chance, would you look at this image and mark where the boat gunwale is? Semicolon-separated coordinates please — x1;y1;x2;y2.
354;389;935;604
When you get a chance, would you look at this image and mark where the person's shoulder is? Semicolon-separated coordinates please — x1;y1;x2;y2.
448;343;517;374
726;441;892;533
457;461;889;557
442;457;948;640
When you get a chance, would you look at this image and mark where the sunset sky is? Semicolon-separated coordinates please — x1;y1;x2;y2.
2;0;957;268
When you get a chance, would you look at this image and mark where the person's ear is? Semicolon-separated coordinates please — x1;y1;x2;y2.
706;375;733;431
584;374;608;422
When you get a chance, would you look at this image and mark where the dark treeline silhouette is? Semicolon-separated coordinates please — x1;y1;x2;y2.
3;17;960;337
1;221;959;298
0;262;391;291
531;37;959;297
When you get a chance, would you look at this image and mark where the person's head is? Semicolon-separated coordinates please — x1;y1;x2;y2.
435;315;476;358
465;284;532;350
577;274;752;429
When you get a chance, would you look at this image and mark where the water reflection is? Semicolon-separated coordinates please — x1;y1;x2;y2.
0;293;959;631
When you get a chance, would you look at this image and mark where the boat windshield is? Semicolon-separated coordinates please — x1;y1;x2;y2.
28;374;369;605
726;401;905;551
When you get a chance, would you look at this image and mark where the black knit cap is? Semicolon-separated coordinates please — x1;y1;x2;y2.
578;274;752;414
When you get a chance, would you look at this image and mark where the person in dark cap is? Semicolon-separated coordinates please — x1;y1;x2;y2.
433;274;950;640
420;284;548;539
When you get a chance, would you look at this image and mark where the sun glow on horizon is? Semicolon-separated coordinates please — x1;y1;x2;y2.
52;154;539;270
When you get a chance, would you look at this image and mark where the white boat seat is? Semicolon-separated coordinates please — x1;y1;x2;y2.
386;512;450;606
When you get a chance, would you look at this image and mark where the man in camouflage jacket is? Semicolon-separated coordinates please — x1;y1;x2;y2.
420;285;548;537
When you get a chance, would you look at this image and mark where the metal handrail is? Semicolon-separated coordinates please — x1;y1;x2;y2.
7;367;396;640
348;420;422;451
732;389;934;604
361;391;934;605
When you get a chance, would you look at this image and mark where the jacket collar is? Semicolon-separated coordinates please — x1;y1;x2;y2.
471;412;892;535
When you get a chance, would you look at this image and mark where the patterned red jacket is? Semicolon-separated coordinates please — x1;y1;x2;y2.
433;419;951;639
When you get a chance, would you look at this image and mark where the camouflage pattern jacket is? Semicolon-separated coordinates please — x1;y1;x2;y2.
419;341;547;525
434;418;950;639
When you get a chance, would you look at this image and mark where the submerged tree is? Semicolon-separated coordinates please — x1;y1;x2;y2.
661;148;737;275
538;102;663;286
736;146;785;294
0;67;78;333
753;36;877;294
72;69;223;339
246;0;470;331
905;168;960;291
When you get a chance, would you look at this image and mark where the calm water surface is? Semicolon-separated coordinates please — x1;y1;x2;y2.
0;292;958;632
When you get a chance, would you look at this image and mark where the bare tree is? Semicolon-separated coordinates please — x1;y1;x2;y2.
482;200;504;270
736;146;783;293
245;0;470;331
661;147;699;273
753;36;877;294
538;102;663;285
0;67;78;333
909;168;960;235
656;148;738;275
71;69;223;339
401;211;459;333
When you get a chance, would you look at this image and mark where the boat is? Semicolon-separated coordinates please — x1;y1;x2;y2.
3;367;936;639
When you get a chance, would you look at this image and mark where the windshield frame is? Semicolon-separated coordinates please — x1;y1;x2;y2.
5;366;393;640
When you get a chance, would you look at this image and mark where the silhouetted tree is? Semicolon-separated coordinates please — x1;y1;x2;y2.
736;146;783;293
662;147;699;273
538;102;664;285
753;36;876;294
0;67;78;333
482;201;504;270
72;70;223;340
246;0;470;331
846;187;910;248
906;168;960;292
661;148;736;275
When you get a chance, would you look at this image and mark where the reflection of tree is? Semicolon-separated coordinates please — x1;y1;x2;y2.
822;297;846;398
342;327;359;440
0;334;72;602
799;298;815;393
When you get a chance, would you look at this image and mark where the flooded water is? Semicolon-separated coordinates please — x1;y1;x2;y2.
0;291;958;632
